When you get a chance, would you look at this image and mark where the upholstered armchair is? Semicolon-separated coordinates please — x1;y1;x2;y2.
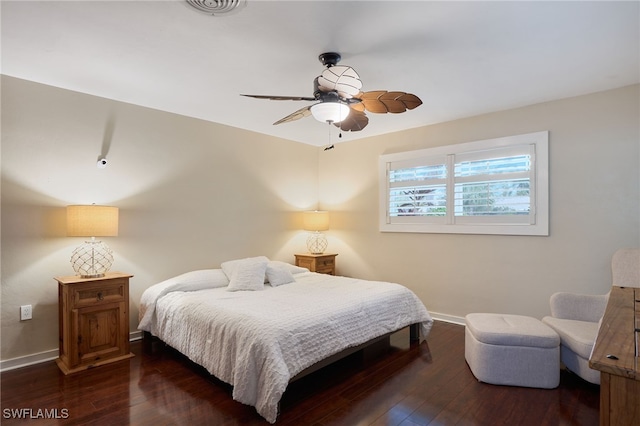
542;292;607;384
542;248;640;385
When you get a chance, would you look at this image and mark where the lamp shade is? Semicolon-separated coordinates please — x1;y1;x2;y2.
67;205;119;237
310;102;350;123
303;210;329;232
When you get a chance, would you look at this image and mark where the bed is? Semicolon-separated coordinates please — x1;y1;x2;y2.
138;256;433;423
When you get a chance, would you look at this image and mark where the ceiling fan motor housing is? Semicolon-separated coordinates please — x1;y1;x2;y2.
313;78;339;100
318;52;341;67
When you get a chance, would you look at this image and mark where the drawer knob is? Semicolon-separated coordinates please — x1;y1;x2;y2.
97;292;104;301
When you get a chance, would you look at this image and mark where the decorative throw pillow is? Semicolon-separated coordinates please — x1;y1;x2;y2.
222;256;269;291
221;256;269;280
266;262;296;287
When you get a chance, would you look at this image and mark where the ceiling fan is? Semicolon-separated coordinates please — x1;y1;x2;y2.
241;52;422;132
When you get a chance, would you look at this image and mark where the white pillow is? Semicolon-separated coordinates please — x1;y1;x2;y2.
149;269;230;295
176;269;229;288
223;257;269;291
221;256;269;280
266;262;296;287
268;260;309;274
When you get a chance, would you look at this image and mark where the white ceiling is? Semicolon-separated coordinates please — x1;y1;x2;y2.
2;0;639;147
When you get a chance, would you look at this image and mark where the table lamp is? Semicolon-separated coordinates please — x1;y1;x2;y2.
303;210;329;254
67;205;119;278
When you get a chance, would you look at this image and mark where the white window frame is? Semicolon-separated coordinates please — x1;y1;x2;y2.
379;131;549;236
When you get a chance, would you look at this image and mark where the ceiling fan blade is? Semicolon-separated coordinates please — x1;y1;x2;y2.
349;101;366;113
241;94;316;101
317;65;363;99
273;105;312;125
335;108;369;132
358;91;423;114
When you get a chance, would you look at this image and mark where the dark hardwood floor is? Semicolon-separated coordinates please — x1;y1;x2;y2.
1;321;599;425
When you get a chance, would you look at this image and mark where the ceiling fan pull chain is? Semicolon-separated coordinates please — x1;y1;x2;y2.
323;121;335;151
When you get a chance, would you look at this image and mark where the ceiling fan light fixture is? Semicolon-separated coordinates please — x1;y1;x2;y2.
310;102;350;124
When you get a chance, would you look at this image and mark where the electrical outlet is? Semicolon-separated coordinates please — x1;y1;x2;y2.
20;305;32;321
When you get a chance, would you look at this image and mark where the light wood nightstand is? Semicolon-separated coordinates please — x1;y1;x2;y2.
55;272;134;374
294;253;337;275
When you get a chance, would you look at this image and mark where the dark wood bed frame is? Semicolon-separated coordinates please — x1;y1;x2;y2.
143;323;420;382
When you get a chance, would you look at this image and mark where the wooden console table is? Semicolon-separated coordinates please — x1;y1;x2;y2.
589;286;640;426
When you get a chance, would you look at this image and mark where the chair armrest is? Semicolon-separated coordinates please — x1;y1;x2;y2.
549;291;609;322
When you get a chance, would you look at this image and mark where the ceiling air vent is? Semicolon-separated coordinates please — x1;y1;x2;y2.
186;0;246;16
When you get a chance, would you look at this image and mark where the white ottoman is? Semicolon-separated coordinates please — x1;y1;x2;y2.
465;313;560;389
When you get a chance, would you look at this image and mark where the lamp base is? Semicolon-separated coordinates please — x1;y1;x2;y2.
306;232;328;254
79;273;106;279
70;240;114;278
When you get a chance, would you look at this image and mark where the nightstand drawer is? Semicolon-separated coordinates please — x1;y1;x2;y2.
315;258;336;275
72;279;126;307
294;253;337;275
316;258;335;270
315;266;335;275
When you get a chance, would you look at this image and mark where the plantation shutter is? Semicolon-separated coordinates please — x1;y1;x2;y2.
453;144;535;224
386;155;448;224
379;131;548;235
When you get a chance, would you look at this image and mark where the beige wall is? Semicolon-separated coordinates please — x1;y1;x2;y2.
320;85;640;321
2;76;638;364
1;76;319;361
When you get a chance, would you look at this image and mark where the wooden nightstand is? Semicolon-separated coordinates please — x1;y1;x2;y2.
55;272;134;374
294;253;337;275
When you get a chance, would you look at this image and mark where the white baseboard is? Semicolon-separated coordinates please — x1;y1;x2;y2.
431;311;466;326
0;349;59;372
0;331;144;373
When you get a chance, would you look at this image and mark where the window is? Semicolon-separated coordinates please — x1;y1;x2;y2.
379;131;549;235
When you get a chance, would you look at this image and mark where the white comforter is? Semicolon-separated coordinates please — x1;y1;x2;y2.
138;271;433;423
